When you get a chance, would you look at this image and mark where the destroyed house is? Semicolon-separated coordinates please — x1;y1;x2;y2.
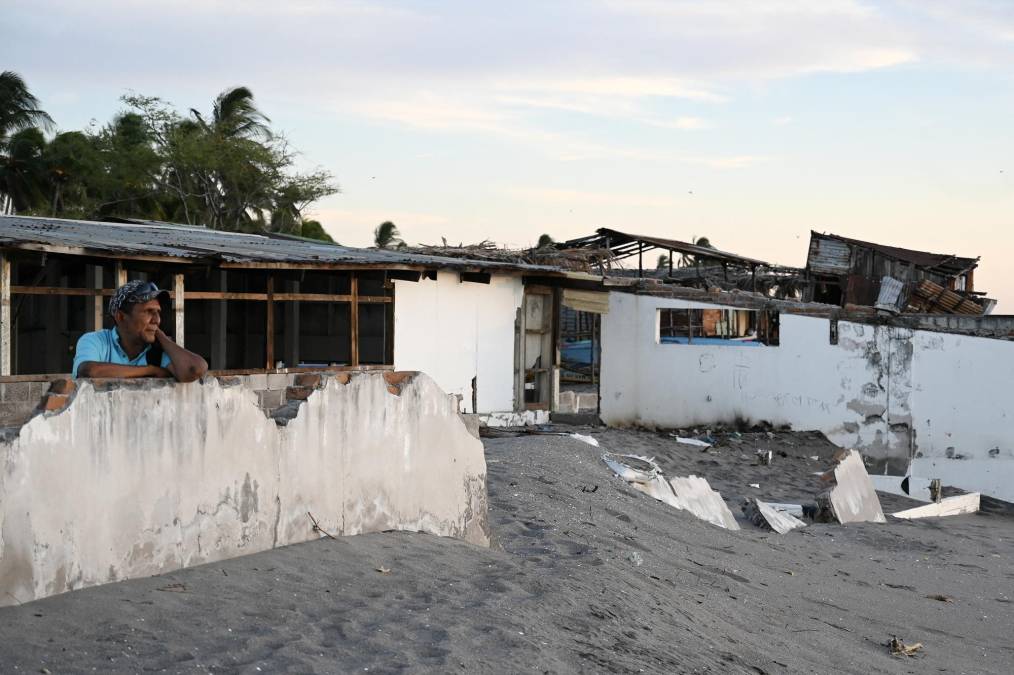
0;215;567;425
804;231;988;313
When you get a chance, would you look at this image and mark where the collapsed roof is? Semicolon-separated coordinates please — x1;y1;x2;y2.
0;216;559;273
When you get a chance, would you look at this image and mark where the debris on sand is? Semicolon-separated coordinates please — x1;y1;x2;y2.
672;435;712;448
815;449;886;524
892;493;980;520
569;433;600;447
888;636;923;657
601;453;739;530
743;499;807;534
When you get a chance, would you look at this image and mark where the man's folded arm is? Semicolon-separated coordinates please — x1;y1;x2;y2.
75;362;172;379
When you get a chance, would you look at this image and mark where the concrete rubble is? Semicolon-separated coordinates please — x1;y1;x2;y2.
742;499;807;534
816;449;887;524
892;493;981;520
601;453;739;530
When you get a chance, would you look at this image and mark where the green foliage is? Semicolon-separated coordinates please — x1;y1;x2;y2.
537;233;555;248
0;73;338;230
374;220;405;248
299;219;335;243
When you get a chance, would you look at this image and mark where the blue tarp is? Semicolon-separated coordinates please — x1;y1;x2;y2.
660;336;763;347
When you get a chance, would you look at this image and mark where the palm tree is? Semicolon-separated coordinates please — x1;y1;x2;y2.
656;253;670;270
0;128;46;214
374;221;405;248
0;71;54;214
0;71;53;140
679;235;714;267
190;86;270;140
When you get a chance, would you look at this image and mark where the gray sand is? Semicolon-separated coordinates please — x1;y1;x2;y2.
1;427;1012;674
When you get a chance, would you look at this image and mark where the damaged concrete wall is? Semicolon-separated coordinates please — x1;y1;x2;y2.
600;292;1014;501
394;272;523;414
0;371;488;606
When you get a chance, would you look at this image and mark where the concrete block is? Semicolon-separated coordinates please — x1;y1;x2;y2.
294;373;321;389
0;401;35;427
286;386;313;401
37;393;70;413
266;373;289;390
576;393;598;412
244;374;268;390
257;389;284;411
0;383;32;402
48;379;76;396
28;381;51;402
557;390;576;414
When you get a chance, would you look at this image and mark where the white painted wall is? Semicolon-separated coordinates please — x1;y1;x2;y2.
600;292;1014;501
0;372;488;606
394;272;523;414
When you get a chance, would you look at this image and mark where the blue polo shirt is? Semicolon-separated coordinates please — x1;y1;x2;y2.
72;328;172;378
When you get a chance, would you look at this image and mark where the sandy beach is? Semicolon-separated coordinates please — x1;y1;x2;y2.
1;426;1012;674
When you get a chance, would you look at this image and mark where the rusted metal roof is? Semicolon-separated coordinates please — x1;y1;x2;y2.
0;215;559;273
809;231;979;277
559;228;769;267
807;235;851;275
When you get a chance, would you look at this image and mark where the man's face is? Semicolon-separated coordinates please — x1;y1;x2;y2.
116;299;161;343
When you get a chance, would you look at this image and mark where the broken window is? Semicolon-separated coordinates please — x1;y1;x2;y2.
658;308;779;346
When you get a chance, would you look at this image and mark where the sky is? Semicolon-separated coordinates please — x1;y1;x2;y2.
3;0;1014;307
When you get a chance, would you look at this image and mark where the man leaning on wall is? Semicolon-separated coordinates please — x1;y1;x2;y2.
72;280;208;383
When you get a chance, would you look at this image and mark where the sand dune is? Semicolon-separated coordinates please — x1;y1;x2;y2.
1;427;1011;673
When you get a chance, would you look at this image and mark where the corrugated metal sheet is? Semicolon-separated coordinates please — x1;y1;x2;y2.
0;215;559;273
875;276;906;313
810;231;978;276
807;235;851;275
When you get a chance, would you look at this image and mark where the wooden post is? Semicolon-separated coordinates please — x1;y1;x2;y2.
265;275;275;369
86;264;104;331
210;270;227;370
173;273;185;348
638;242;643;278
350;275;359;366
115;262;127;287
668;251;673;278
284;280;300;368
0;253;10;376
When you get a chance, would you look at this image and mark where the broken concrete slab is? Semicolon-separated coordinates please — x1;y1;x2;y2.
743;499;807;534
601;454;739;530
816;449;887;524
668;475;740;530
892;492;981;520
